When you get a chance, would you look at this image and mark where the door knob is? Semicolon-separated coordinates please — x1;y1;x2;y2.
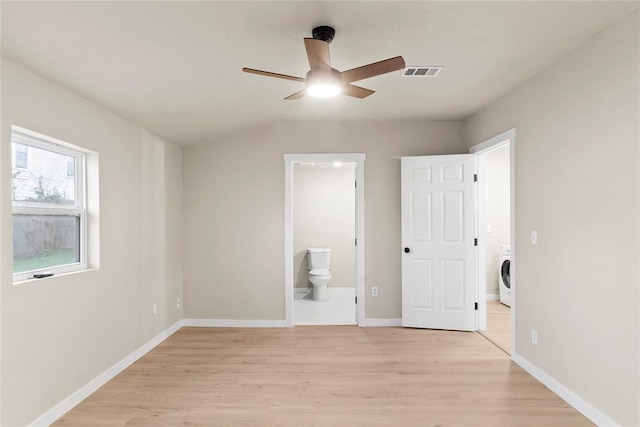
404;247;411;253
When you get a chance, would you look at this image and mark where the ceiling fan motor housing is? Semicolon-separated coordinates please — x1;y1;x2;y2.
306;68;343;82
312;26;335;43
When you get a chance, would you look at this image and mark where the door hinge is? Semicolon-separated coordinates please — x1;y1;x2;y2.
355;180;357;188
355;296;358;304
355;238;357;246
475;302;478;310
474;238;478;246
474;174;478;182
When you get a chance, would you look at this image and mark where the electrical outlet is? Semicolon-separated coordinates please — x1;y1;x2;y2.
531;329;538;345
372;286;379;297
531;230;538;245
153;303;158;316
176;298;181;309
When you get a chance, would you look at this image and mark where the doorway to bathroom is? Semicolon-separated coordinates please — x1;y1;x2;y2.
284;153;366;326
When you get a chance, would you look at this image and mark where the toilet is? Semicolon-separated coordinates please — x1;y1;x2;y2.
307;248;332;301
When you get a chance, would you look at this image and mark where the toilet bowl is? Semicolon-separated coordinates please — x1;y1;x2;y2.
307;248;332;301
309;269;332;302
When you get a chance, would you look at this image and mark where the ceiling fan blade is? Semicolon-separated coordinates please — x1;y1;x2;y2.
341;56;406;83
304;38;331;72
284;90;306;100
343;84;375;99
242;67;305;83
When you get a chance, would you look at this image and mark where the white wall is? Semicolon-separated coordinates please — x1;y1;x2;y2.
293;166;355;288
183;121;463;320
0;60;183;426
483;145;510;297
463;10;639;425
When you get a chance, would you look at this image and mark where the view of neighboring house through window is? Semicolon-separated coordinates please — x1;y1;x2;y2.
14;143;28;169
66;158;75;177
11;127;87;281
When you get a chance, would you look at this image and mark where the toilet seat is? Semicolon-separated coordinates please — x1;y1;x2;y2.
309;268;330;277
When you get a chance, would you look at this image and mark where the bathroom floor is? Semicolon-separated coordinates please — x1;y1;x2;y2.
294;287;356;325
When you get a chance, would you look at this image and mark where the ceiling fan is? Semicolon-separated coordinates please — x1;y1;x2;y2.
242;26;406;100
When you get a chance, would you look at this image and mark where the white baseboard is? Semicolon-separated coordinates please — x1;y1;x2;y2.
359;318;402;327
512;352;617;426
29;319;185;427
184;318;288;328
486;293;500;301
185;318;399;328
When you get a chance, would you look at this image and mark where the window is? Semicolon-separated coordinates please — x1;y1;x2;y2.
11;127;87;281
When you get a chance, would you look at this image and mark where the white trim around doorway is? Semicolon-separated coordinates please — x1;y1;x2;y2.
284;153;366;327
470;128;516;355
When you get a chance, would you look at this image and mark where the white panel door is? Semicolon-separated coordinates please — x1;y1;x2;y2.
401;154;476;331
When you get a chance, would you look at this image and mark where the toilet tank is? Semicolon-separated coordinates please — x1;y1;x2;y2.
307;248;331;270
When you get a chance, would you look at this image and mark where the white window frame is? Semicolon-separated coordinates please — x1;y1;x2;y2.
11;127;88;282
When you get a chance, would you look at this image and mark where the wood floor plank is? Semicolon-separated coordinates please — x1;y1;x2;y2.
55;326;591;426
479;300;511;354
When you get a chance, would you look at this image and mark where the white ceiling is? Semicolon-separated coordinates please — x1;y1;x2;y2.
1;1;636;146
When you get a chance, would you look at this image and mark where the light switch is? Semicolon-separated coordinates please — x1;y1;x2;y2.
486;225;492;233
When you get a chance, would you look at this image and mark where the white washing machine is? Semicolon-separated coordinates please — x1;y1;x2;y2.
498;245;511;307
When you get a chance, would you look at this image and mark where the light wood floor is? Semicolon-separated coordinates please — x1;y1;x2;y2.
56;326;591;426
480;300;511;354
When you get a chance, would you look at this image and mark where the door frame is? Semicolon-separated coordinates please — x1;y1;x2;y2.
283;153;366;327
470;128;516;355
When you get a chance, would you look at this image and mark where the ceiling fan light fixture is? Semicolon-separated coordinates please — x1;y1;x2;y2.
307;82;342;98
306;70;343;98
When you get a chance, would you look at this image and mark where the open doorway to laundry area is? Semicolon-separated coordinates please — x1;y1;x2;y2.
284;153;366;327
472;129;515;355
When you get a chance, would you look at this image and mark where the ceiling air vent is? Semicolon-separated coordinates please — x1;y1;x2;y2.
402;66;443;77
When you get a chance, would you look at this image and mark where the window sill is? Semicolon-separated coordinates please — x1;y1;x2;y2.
13;267;99;285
